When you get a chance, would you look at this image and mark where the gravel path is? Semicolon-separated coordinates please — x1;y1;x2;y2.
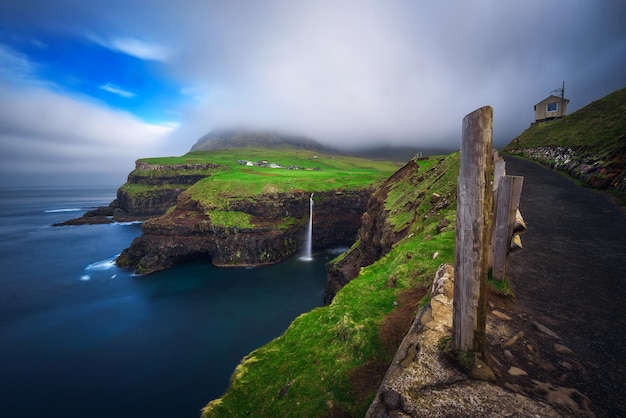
504;156;626;417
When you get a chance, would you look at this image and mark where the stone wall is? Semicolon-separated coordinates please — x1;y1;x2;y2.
512;146;626;192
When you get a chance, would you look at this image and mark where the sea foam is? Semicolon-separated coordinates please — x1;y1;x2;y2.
85;255;120;271
44;208;82;213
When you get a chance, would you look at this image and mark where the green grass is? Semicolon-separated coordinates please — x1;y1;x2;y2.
386;155;458;233
505;87;626;155
119;182;187;194
121;148;402;213
202;153;460;418
170;148;402;210
207;210;254;229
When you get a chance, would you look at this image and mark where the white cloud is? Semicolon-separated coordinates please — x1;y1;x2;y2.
108;37;170;61
0;82;180;185
0;0;625;186
99;83;136;98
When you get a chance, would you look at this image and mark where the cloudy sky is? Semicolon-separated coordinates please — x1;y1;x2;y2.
1;0;624;186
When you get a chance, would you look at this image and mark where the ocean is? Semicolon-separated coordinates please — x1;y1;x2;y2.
0;186;335;418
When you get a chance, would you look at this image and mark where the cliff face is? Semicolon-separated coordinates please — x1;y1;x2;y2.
117;188;371;273
54;160;220;226
325;155;457;304
112;161;219;220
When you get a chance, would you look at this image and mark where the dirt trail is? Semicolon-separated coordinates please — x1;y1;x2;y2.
503;156;626;417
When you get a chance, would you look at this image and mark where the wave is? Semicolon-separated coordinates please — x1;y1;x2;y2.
85;254;120;271
80;275;91;281
113;220;144;226
44;208;83;213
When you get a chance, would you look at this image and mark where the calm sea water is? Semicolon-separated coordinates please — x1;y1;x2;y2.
0;186;336;418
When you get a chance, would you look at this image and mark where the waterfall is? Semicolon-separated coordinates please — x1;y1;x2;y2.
300;193;314;261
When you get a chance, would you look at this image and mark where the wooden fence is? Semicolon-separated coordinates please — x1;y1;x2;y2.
452;106;526;354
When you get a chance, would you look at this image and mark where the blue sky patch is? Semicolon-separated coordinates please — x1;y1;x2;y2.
2;29;183;125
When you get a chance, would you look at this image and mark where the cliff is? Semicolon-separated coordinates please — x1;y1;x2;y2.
117;189;371;273
54;160;219;226
115;147;400;273
201;153;460;417
325;155;456;304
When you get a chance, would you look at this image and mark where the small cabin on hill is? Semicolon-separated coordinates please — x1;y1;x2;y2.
534;94;569;123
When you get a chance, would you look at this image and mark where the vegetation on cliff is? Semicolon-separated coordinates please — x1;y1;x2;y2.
202;153;460;417
117;148;402;272
178;148;401;214
504;87;626;193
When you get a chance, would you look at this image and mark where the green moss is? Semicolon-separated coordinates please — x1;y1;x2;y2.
278;217;298;230
487;269;515;297
207;210;254;229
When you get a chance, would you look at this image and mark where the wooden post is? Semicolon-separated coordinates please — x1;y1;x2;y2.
488;151;506;269
452;106;493;354
491;176;524;281
493;151;506;192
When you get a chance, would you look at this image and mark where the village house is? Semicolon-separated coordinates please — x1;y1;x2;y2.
533;94;569;124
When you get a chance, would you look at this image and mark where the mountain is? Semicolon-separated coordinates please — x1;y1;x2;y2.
189;128;441;162
189;129;341;154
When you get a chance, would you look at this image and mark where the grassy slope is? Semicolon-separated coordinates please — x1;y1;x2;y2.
202;153;460;417
504;87;626;156
137;149;402;223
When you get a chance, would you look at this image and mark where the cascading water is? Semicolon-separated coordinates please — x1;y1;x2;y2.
300;193;314;261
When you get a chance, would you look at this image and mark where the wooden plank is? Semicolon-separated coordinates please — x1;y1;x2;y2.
493;151;506;192
452;106;493;354
488;151;507;268
492;176;524;280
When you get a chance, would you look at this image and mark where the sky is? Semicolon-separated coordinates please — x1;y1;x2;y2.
0;1;625;186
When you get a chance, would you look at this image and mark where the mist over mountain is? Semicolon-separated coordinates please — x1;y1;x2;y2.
189;129;339;154
189;128;447;162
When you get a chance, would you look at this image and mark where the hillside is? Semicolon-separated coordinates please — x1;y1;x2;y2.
116;148;402;273
504;87;626;192
201;153;460;417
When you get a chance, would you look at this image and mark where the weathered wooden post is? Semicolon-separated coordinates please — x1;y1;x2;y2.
452;106;493;354
491;175;524;281
488;151;506;269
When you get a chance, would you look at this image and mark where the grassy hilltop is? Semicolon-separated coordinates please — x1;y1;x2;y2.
505;87;626;193
126;148;401;211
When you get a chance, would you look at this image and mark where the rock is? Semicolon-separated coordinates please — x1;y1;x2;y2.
491;310;512;320
508;366;528;377
502;331;524;348
554;343;575;355
534;321;560;338
469;359;496;383
531;380;595;417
